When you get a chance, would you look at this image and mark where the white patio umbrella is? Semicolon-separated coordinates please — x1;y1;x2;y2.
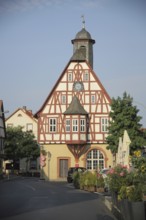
116;137;123;165
122;130;131;168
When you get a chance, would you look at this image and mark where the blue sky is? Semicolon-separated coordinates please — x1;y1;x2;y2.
0;0;146;127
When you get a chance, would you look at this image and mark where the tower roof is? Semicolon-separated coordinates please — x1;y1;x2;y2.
75;28;92;40
64;96;88;115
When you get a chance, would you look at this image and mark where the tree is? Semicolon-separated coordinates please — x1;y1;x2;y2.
106;92;146;154
4;126;40;161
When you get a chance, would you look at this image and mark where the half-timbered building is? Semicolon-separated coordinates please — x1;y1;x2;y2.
35;24;113;181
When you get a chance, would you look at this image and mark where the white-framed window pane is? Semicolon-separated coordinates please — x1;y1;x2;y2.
83;70;89;81
66;119;70;132
68;72;72;81
27;123;33;131
80;119;85;132
91;95;95;103
49;118;56;132
93;160;98;170
72;119;78;132
61;95;66;104
93;149;98;159
101;118;108;132
99;160;104;169
87;160;92;169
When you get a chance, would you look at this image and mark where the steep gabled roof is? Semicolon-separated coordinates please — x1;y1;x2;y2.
64;96;88;115
34;59;111;118
6;107;37;122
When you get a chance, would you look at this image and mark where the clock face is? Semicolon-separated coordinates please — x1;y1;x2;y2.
73;82;84;91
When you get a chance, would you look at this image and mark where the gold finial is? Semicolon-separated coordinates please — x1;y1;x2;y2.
81;15;85;29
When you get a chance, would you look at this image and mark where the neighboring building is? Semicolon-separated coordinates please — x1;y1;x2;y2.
35;24;113;181
0;100;6;177
5;106;39;173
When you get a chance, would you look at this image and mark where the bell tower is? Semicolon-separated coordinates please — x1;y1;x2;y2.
71;16;95;69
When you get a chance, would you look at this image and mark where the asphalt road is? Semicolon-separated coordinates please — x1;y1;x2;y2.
0;176;117;220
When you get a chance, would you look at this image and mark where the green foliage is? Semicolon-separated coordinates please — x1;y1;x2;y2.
74;170;105;189
82;171;97;187
118;182;144;202
108;158;146;202
4;126;40;160
96;172;105;188
73;171;81;189
132;150;146;173
106;92;146;153
107;164;128;193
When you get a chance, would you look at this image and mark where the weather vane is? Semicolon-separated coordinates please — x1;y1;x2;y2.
81;15;85;29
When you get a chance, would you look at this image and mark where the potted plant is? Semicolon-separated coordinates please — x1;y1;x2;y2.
78;171;97;192
96;171;105;192
107;164;128;194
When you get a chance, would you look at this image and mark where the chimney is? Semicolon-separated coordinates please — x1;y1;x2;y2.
23;106;27;110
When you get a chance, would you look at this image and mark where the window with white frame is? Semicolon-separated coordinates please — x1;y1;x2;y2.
86;149;104;170
80;119;86;132
83;70;89;81
61;95;66;104
66;119;70;132
49;118;57;132
101;118;108;132
68;71;73;81
72;119;78;132
91;95;95;103
26;123;33;131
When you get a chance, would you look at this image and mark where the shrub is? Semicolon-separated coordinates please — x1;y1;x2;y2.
96;172;105;188
73;171;80;189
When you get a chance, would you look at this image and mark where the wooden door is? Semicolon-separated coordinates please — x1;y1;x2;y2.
59;159;68;178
